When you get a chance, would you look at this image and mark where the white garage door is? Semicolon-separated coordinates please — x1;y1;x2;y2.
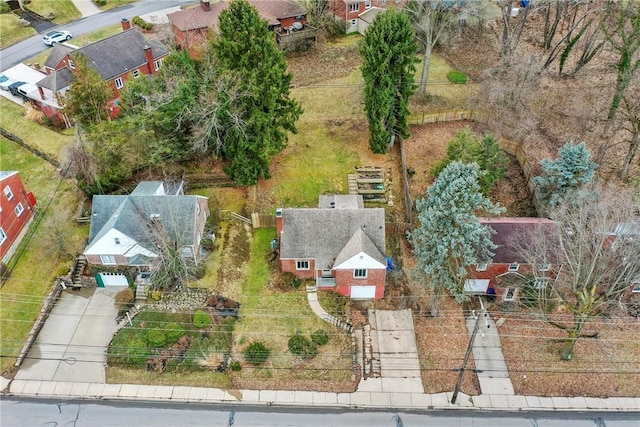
350;285;376;299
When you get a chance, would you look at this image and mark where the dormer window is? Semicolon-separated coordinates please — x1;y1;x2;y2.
68;59;75;69
508;263;519;272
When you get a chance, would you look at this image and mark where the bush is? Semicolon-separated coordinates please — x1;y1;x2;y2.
244;341;270;365
132;15;153;31
229;360;242;371
288;333;318;359
127;337;149;365
277;272;302;291
0;2;11;15
94;0;107;6
145;329;167;347
165;323;184;343
201;235;215;251
193;309;212;329
311;329;329;346
115;288;134;308
447;70;468;84
192;263;206;279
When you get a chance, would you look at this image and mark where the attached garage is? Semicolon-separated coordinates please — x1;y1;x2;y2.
95;273;129;287
350;285;377;300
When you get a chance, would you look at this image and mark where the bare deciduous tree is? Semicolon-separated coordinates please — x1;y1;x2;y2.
512;185;640;361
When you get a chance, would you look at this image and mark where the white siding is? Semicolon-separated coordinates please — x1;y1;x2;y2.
333;251;385;270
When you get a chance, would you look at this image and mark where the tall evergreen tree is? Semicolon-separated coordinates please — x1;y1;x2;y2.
533;141;598;208
408;162;504;315
361;8;418;154
214;0;302;185
63;54;114;127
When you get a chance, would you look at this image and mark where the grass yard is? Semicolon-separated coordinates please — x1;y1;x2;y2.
95;0;137;11
0;97;71;161
0;14;37;48
71;23;122;46
230;228;354;391
28;0;81;24
0;139;86;374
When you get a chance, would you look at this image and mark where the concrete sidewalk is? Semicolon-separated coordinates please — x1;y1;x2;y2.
70;0;101;18
5;379;640;411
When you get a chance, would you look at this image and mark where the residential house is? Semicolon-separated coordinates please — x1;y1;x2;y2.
0;171;37;265
328;0;408;34
83;181;209;269
276;194;387;300
35;24;168;123
168;0;316;56
465;217;561;302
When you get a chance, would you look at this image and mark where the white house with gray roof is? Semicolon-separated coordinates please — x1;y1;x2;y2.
276;195;387;300
84;181;208;268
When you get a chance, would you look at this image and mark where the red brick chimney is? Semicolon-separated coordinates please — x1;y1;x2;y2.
201;0;211;11
121;18;131;31
144;45;156;75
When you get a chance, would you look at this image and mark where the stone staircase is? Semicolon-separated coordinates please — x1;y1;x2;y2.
70;255;87;288
358;321;381;379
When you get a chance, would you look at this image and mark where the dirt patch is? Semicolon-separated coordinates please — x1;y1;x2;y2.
414;297;481;395
497;308;640;397
213;221;252;302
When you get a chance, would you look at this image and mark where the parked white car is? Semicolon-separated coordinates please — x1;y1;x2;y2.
43;30;72;46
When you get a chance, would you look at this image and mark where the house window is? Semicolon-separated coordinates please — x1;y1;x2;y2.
154;59;163;71
4;186;13;200
114;238;120;245
534;279;548;289
354;269;367;279
632;282;640;293
132;69;141;78
503;287;517;301
296;260;310;270
68;59;75;69
351;19;357;27
475;263;487;272
14;203;24;217
349;3;359;12
539;264;551;272
364;0;372;9
0;228;6;245
100;255;116;265
115;77;124;89
381;0;387;5
508;263;519;272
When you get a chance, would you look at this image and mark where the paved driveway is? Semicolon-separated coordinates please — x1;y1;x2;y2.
15;286;124;383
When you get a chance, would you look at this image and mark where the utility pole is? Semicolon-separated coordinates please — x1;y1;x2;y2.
451;297;489;404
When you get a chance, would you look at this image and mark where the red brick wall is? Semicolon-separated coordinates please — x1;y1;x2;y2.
472;263;559;300
280;258;316;279
85;254;129;266
0;174;36;262
334;268;385;299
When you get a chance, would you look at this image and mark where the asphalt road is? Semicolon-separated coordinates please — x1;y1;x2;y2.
1;398;639;427
0;0;193;71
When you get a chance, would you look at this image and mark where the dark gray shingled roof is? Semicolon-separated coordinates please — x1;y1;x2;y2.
280;207;385;270
87;192;202;255
318;194;364;209
44;44;74;69
73;28;168;81
36;67;74;91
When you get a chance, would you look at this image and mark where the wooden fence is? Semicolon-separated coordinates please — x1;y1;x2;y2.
251;213;276;228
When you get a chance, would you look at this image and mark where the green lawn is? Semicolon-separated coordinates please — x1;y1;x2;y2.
71;23;122;46
231;229;352;385
96;0;137;11
0;14;37;48
29;0;81;24
0;97;71;161
0;138;87;373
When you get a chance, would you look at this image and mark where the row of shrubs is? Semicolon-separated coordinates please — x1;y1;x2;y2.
132;15;153;31
242;329;330;368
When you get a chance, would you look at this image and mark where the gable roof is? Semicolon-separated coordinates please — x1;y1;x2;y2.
72;28;168;81
334;227;386;267
85;182;205;256
36;67;74;91
479;217;559;264
280;204;385;270
44;44;74;69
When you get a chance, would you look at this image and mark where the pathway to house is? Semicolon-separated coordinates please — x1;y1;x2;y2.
69;0;101;18
466;311;515;395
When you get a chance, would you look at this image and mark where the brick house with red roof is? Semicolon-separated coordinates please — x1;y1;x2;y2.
0;172;37;265
168;0;316;56
465;217;562;302
327;0;408;33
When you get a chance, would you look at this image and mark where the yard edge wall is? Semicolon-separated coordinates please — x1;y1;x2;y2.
0;127;60;168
